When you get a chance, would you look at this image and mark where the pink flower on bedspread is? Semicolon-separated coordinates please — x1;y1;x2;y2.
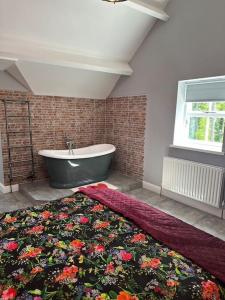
131;233;146;243
95;244;105;253
120;251;133;262
1;287;17;300
80;216;89;224
4;241;18;252
27;225;45;235
58;212;69;220
105;262;115;274
202;280;220;300
66;223;74;231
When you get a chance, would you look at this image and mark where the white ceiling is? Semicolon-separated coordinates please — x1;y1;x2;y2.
0;0;169;98
15;61;120;99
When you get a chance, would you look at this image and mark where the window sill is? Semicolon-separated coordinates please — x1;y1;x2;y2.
169;145;225;156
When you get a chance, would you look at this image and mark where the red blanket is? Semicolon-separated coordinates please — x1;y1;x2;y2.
80;186;225;284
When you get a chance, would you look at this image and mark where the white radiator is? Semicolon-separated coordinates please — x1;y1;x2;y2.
162;157;225;208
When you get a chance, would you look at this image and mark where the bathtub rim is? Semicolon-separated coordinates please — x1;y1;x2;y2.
38;144;116;160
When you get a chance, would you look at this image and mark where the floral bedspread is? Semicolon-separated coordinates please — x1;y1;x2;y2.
0;192;224;300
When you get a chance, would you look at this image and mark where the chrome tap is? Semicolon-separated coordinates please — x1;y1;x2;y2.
65;138;75;155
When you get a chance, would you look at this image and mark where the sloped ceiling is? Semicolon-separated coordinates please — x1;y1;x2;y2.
0;0;169;98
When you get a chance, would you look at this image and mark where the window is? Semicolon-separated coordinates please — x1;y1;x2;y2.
173;76;225;153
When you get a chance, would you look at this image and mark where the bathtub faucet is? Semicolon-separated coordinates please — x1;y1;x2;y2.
65;139;75;155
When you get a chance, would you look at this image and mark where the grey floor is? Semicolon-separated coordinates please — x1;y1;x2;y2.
127;189;225;241
19;171;142;203
0;191;34;212
0;185;225;241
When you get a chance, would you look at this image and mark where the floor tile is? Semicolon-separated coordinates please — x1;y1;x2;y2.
129;188;225;241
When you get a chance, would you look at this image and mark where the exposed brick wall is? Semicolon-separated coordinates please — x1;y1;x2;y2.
0;90;106;185
0;90;146;185
106;96;147;180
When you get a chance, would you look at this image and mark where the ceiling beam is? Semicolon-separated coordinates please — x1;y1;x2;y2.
0;35;133;76
124;0;169;21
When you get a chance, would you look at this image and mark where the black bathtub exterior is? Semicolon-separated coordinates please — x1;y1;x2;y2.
44;153;113;188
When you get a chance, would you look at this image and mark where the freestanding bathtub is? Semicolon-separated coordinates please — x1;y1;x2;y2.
38;144;116;189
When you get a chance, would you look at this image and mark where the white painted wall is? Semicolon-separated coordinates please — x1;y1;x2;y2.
0;71;27;91
111;0;225;186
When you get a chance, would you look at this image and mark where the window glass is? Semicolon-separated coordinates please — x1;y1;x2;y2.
175;101;225;151
185;101;225;150
188;117;207;141
192;103;209;112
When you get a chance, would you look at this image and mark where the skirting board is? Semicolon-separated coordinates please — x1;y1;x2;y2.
142;181;161;194
0;182;19;194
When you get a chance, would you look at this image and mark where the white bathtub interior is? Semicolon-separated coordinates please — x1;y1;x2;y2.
39;144;116;159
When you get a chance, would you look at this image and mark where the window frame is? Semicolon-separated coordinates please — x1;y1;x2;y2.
172;77;225;154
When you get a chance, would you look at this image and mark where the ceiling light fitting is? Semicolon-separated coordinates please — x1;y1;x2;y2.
102;0;127;3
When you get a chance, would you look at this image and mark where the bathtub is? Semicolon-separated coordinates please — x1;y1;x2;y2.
38;144;116;189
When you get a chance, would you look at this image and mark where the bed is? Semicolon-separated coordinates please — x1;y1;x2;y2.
0;186;224;299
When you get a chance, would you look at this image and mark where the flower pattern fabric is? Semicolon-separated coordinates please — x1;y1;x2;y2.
0;192;224;300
